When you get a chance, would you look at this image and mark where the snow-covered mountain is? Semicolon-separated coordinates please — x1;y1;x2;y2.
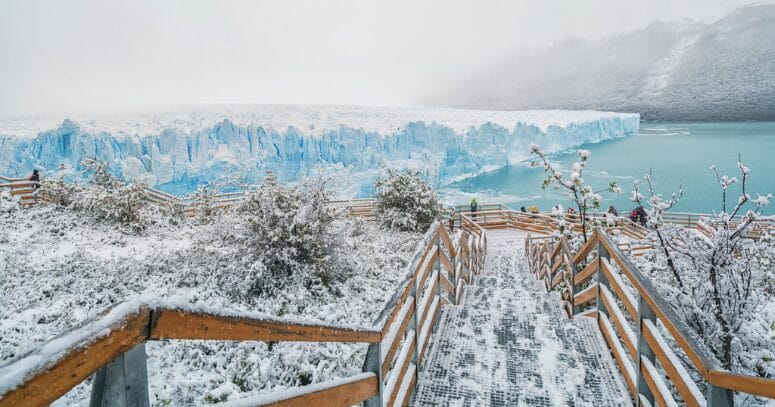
0;105;639;196
429;5;775;121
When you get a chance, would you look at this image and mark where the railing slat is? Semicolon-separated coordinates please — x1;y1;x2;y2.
149;310;381;343
642;320;706;407
0;308;151;407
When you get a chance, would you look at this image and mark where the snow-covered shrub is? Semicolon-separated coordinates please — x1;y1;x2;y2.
631;160;773;402
235;172;337;294
0;190;19;214
67;158;158;233
41;178;84;207
375;169;442;232
189;184;219;223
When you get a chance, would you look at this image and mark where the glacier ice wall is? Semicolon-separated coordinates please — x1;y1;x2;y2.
0;108;640;197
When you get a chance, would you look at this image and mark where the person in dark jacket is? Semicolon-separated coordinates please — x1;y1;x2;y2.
470;198;478;220
630;207;647;226
29;169;40;189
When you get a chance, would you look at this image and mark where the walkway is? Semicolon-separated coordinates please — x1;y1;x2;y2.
413;229;631;406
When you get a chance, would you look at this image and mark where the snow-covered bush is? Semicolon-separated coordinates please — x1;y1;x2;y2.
530;144;620;242
234;172;338;294
41;178;84;207
375;169;442;232
0;190;19;214
75;159;157;232
631;159;773;403
189;184;219;223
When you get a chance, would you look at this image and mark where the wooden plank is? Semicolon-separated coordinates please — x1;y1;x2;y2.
439;249;454;276
439;273;455;298
149;310;381;343
573;257;598;286
400;370;417;407
642;320;705;407
263;373;378;407
415;246;439;301
598;313;637;397
418;272;439;332
573;282;598;307
709;370;775;400
381;275;416;340
437;224;456;257
640;358;678;407
387;335;416;406
599;285;637;360
598;233;714;379
381;302;416;378
599;258;638;321
0;309;151;407
572;232;599;264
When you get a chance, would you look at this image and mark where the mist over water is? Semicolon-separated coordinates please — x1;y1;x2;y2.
441;122;775;215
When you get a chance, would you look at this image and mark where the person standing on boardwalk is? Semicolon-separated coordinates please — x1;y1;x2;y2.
470;197;478;220
29;169;40;189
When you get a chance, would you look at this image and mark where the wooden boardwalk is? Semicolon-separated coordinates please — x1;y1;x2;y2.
413;230;630;406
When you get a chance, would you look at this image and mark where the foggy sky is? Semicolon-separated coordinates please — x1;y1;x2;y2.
0;0;766;116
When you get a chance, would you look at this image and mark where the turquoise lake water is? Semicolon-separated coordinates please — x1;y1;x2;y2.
441;122;775;215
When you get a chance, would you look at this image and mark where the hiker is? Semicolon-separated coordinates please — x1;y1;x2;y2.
29;169;40;189
520;206;527;212
606;206;618;226
630;207;647;226
470;197;478;220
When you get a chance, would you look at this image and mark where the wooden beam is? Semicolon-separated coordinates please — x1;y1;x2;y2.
599;258;638;321
573;282;598;307
709;370;775;400
599;285;637;360
262;373;378;407
642;320;705;407
0;308;151;407
381;302;416;378
573;257;598;286
149;310;380;343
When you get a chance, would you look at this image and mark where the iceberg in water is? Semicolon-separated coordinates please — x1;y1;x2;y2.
0;105;639;197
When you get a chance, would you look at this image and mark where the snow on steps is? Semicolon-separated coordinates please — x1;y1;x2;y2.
413;229;631;406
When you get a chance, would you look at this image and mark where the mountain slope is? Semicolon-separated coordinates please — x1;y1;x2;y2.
429;5;775;121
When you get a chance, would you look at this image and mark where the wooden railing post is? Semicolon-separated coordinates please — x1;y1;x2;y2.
595;232;610;317
89;342;150;407
362;343;384;407
635;295;657;406
705;384;733;407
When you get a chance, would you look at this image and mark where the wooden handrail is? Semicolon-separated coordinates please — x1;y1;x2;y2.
0;304;383;406
526;227;775;405
223;373;378;406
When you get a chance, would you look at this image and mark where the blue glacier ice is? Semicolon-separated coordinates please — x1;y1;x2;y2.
0;107;640;197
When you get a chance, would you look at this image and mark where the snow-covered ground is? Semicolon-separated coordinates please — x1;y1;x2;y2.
0;205;423;405
0;105;639;196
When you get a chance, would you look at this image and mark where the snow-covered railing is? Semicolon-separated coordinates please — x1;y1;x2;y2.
363;218;487;406
0;180;44;207
0;302;383;407
0;174;379;220
526;229;775;406
0;218;485;407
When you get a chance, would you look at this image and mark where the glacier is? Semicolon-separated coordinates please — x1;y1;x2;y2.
0;105;640;197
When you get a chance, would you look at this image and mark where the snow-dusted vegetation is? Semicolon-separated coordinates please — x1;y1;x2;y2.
630;160;774;405
375;169;443;232
0;169;425;405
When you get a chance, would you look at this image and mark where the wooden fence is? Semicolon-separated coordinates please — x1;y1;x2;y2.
0;216;486;407
0;177;377;219
525;229;775;406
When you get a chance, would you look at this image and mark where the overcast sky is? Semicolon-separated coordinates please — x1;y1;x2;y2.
0;0;766;116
